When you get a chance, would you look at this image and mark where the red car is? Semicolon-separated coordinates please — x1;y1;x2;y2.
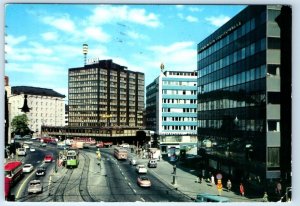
44;154;53;163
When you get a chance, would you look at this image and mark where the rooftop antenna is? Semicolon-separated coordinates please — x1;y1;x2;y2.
83;43;88;66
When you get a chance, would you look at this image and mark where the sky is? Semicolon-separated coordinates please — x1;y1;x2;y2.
4;4;246;99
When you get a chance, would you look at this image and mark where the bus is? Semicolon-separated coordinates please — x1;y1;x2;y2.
66;150;79;168
114;147;128;160
5;161;23;200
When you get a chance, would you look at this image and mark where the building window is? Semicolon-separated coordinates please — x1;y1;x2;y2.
267;147;280;168
267;120;280;132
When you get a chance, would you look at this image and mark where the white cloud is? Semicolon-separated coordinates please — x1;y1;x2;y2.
205;15;231;27
127;31;148;40
146;41;197;73
89;5;161;28
178;13;198;23
6;35;27;46
42;16;76;32
28;42;53;55
176;5;184;9
189;7;203;12
84;27;111;42
186;15;198;23
41;32;58;41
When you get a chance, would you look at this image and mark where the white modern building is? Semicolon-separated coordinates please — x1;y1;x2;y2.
8;86;66;138
146;70;198;155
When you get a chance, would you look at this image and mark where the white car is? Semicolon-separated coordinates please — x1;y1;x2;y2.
30;147;36;152
28;180;43;194
120;143;130;148
16;148;26;156
129;158;137;166
136;164;147;174
24;140;33;145
23;164;34;173
23;144;30;149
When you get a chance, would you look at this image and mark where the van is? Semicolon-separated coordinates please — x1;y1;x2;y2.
147;159;157;168
195;193;230;202
16;148;26;156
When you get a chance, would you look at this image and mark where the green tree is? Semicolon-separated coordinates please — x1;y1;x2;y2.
11;114;31;136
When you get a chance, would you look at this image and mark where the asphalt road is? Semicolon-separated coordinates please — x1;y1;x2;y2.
10;144;191;202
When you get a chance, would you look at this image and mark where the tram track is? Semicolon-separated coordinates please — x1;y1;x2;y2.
52;168;73;202
79;151;96;202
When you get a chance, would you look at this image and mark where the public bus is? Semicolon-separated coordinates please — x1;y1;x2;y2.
66;150;79;168
4;161;23;200
114;147;128;160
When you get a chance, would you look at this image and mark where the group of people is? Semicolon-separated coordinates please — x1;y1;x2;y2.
195;173;247;196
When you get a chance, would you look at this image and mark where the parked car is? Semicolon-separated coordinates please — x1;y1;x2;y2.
40;143;47;147
147;159;157;168
120;143;130;148
23;135;32;139
129;158;137;166
28;180;43;194
14;135;22;140
24;140;33;145
44;154;53;163
16;148;26;156
23;144;30;149
23;164;34;173
136;164;147;174
137;176;151;187
29;147;36;152
36;167;46;176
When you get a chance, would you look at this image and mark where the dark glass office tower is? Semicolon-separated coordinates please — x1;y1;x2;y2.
197;5;291;194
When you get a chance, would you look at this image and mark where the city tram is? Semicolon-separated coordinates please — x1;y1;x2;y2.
66;150;79;168
5;161;24;200
114;147;128;160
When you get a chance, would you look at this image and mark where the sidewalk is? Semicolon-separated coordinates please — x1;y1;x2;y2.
129;152;264;202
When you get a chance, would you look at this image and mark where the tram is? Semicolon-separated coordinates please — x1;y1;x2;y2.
66;150;79;168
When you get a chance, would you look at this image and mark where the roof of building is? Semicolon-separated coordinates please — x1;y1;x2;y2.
11;86;66;98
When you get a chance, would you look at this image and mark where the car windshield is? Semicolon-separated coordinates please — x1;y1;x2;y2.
24;165;31;168
5;171;11;177
30;182;40;186
140;177;149;181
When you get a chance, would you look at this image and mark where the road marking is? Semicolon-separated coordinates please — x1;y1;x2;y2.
133;189;136;193
140;197;145;202
128;182;131;186
16;162;46;199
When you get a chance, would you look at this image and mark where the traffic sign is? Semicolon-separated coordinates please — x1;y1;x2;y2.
216;173;222;180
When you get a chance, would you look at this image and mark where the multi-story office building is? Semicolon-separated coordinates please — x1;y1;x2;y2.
197;5;290;193
68;59;144;130
8;86;66;137
146;71;198;154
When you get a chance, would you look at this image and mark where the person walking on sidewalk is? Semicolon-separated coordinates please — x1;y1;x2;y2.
262;192;269;202
211;174;215;185
226;179;232;191
239;183;245;196
173;164;177;175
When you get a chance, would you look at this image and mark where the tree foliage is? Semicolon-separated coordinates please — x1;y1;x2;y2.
11;114;31;136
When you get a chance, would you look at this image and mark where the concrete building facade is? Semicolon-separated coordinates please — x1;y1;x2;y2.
9;86;66;138
146;70;198;155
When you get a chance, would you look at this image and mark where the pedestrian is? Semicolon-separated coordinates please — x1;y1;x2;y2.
199;173;203;183
226;179;232;191
240;183;245;196
173;164;177;174
276;182;282;196
211;174;215;185
262;192;268;202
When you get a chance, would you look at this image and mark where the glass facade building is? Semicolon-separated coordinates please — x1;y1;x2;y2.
197;5;286;192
